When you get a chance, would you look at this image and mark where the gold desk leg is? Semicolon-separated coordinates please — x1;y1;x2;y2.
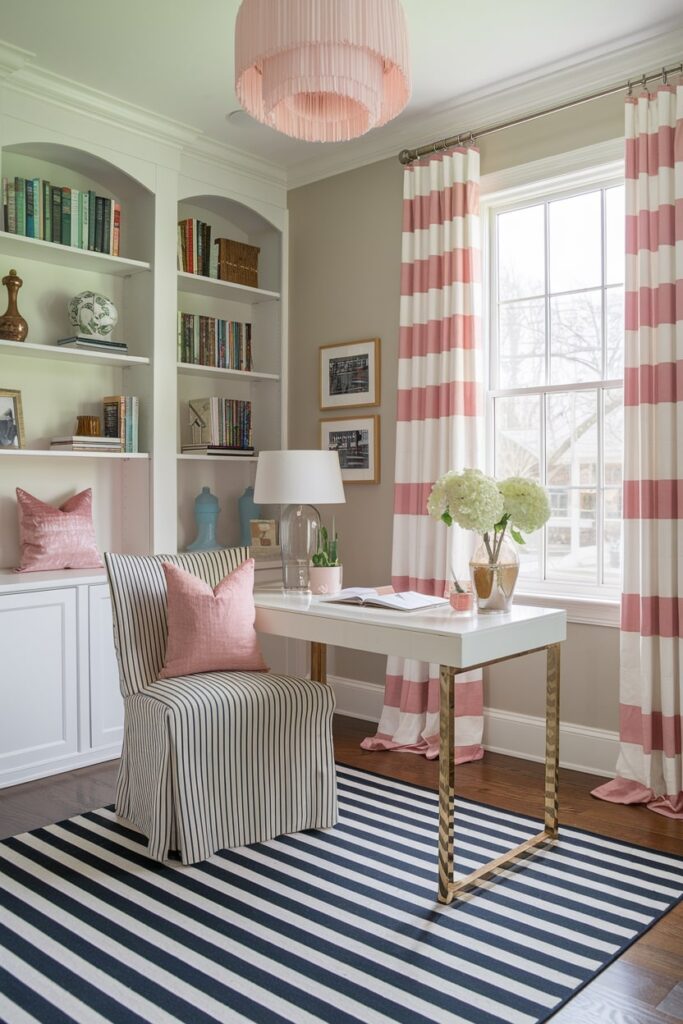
438;664;455;904
310;641;327;684
544;643;561;837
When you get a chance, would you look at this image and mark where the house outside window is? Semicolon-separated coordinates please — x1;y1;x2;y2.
486;176;624;598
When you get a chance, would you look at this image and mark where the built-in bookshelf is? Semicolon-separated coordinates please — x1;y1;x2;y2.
175;192;284;551
0;108;287;570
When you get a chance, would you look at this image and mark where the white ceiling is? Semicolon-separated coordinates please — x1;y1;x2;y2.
2;0;682;183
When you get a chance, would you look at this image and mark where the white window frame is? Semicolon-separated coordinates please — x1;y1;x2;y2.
480;142;624;627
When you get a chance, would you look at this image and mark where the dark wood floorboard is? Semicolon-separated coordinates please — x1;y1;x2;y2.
0;713;681;1023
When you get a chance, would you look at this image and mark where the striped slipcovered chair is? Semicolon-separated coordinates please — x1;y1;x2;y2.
104;547;337;863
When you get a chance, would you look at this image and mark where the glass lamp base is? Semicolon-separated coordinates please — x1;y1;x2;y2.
280;503;321;592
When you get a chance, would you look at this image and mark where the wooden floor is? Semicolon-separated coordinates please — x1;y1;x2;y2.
1;714;681;1023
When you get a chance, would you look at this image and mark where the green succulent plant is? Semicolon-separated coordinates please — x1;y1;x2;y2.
311;523;340;567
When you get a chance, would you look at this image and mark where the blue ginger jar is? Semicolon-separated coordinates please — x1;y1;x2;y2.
187;487;221;551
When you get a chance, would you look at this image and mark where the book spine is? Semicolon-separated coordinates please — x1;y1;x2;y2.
185;219;193;274
51;186;62;244
246;322;253;371
94;196;104;253
1;178;7;232
61;187;71;246
132;397;139;453
197;220;203;277
81;192;89;251
71;188;79;247
15;178;26;236
113;202;121;257
209;238;218;279
193;315;199;364
42;180;51;241
103;198;112;254
88;191;96;250
25;179;34;238
192;219;198;276
34;178;42;240
7;181;15;233
102;398;119;440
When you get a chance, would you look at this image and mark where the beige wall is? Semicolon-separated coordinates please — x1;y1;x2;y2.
288;94;624;732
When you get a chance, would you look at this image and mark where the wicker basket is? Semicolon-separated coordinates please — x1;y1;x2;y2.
216;238;260;288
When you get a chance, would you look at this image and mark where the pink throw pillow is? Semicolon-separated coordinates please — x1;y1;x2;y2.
16;487;103;572
159;558;268;679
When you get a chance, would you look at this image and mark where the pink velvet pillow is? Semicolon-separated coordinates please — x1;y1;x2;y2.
159;557;268;679
16;487;103;572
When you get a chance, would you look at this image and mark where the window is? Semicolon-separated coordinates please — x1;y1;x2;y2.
488;179;624;595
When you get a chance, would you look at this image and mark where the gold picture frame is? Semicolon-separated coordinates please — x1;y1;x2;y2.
320;414;380;484
319;338;380;411
0;388;25;450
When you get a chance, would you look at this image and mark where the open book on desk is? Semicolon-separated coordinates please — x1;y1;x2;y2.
319;588;448;612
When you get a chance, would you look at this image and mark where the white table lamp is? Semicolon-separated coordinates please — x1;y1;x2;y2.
254;450;346;591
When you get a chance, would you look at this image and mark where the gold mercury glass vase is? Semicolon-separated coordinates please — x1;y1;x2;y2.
469;536;520;613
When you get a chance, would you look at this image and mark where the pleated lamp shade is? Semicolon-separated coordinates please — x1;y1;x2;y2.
234;0;411;142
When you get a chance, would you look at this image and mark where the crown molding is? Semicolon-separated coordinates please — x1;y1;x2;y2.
3;59;287;190
0;39;34;80
285;22;683;189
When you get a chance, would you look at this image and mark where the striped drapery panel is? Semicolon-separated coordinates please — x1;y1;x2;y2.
593;81;682;819
362;146;484;761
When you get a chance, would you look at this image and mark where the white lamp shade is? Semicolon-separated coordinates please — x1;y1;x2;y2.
254;450;346;505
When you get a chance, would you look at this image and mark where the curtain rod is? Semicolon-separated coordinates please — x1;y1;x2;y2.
398;60;683;165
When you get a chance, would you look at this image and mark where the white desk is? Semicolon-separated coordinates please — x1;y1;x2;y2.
254;590;566;904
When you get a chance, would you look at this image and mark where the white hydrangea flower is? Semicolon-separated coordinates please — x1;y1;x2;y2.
499;476;551;535
427;468;503;533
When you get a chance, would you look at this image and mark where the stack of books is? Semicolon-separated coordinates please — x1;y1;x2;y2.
2;177;121;255
57;335;129;355
103;395;139;453
177;313;252;370
50;435;122;453
177;218;216;277
181;444;256;457
183;397;253;454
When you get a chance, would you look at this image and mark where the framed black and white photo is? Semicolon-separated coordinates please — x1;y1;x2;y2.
319;338;380;410
0;389;24;450
321;415;380;484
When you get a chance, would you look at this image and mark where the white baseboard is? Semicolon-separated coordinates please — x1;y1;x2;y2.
0;745;121;790
329;673;618;779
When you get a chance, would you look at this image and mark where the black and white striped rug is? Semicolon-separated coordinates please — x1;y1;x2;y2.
1;764;681;1024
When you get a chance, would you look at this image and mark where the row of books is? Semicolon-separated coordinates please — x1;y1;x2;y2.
185;397;253;452
178;218;215;277
177;313;253;370
103;395;139;453
2;176;121;255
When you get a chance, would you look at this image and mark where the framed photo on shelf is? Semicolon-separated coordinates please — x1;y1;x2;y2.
319;338;380;410
321;415;380;484
250;518;278;549
0;389;25;450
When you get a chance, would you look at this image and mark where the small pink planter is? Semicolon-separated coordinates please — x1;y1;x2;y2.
309;565;343;596
449;590;473;613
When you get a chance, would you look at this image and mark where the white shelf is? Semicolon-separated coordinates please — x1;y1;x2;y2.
0;448;149;460
177;362;278;382
177;453;258;463
0;567;107;594
0;338;150;368
0;231;151;276
177;271;280;305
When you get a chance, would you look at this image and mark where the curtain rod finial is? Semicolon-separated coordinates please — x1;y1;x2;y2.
398;148;413;165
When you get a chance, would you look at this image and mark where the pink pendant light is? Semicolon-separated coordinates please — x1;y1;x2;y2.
234;0;411;142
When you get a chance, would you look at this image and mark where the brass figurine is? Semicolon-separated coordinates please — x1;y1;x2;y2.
0;269;28;342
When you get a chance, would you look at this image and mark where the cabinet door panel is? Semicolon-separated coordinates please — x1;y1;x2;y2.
89;584;124;749
0;588;78;776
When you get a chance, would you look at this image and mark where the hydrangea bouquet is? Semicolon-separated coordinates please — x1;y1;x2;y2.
428;468;551;611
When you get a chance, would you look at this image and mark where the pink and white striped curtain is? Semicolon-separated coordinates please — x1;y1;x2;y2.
593;80;682;818
362;146;484;761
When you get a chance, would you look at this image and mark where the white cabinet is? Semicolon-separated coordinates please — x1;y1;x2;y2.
0;572;123;788
88;583;124;750
0;587;79;787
